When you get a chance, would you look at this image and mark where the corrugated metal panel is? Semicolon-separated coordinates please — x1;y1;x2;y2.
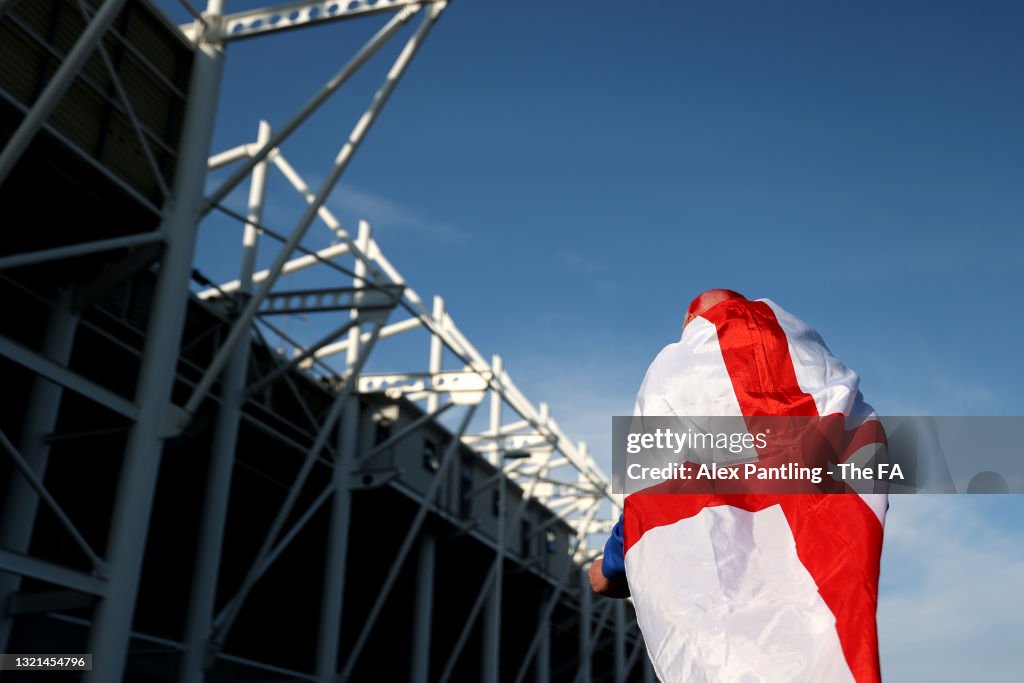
0;0;193;208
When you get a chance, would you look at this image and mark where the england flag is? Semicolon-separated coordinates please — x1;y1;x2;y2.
601;292;887;682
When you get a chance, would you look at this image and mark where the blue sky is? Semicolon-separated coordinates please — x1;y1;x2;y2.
156;1;1023;679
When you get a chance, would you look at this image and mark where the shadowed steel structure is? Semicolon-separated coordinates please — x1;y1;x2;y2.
0;0;654;680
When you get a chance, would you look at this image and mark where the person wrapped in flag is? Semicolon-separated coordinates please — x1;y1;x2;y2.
591;289;888;682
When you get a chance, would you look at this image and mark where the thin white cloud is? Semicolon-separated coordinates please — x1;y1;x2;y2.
558;249;605;277
926;375;998;412
330;185;468;243
557;249;620;295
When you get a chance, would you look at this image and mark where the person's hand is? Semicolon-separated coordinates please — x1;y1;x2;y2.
588;558;631;599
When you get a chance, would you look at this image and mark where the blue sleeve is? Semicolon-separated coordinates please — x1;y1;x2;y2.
601;514;627;582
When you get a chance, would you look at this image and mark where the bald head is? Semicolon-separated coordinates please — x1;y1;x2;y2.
683;289;745;329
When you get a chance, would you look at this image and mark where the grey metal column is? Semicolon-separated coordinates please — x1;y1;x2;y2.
315;221;370;682
178;120;270;683
481;355;503;683
425;296;444;414
0;290;79;652
84;3;227;681
314;333;358;683
410;532;435;683
535;605;551;683
578;567;592;683
613;601;626;683
643;646;656;683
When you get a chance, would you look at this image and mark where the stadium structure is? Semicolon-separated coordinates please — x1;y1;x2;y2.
0;1;655;681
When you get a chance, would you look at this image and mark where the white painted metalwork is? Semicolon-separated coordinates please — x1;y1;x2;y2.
0;0;641;678
83;1;229;677
184;0;433;43
179;118;273;683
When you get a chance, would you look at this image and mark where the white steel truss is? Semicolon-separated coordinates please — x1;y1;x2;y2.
0;1;646;681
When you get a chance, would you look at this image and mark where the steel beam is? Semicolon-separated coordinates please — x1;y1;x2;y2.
614;600;626;683
209;319;385;651
313;393;358;683
0;0;647;678
6;589;97;616
426;295;444;413
197;243;351;299
536;607;551;683
207;143;250;170
314;220;371;683
247;317;362;396
0;431;103;571
356;401;455;464
313;316;422;361
0;335;137;420
511;564;573;683
506;480;576;683
179;120;272;683
200;5;419;213
0;232;164;271
258;284;402;316
578;567;592;683
214;0;431;42
623;627;647;679
337;400;478;682
573;600;613;683
0;550;106;597
186;3;443;416
270;152;349;239
437;563;496;683
357;371;489;403
0;292;79;652
84;1;228;679
410;533;435;683
482;355;504;683
643;649;657;683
